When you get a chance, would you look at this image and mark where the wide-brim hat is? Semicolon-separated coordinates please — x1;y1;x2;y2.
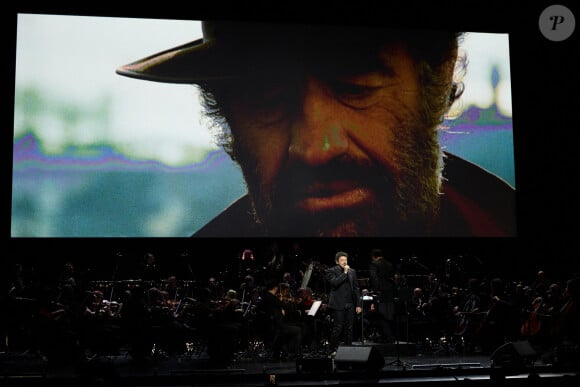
116;20;408;84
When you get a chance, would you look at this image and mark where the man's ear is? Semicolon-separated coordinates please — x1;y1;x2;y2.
448;82;464;108
447;45;466;109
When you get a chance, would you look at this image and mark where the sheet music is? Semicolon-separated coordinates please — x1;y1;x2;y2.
307;300;322;316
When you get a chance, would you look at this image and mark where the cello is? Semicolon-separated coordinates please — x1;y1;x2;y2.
521;297;545;337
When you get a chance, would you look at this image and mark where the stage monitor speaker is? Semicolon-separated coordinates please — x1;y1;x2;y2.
490;340;537;369
334;345;385;372
295;357;334;374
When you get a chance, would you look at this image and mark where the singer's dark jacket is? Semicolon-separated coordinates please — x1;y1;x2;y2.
325;265;362;311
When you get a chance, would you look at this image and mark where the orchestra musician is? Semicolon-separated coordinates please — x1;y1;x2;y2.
452;278;483;353
277;282;306;346
290;241;310;285
544;283;566;327
161;275;183;309
282;271;300;294
210;288;246;363
32;284;76;362
238;274;257;311
407;287;430;344
222;289;243;313
78;289;123;358
538;277;580;367
355;288;379;342
294;287;326;350
256;278;302;361
278;282;295;304
138;252;162;282
550;278;580;348
478;277;519;354
238;249;259;284
520;294;550;345
265;241;287;282
295;287;315;312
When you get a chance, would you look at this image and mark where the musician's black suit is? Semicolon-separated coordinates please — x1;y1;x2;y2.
325;264;362;350
369;256;396;342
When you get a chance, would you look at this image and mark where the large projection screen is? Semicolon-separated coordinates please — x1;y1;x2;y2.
12;14;515;238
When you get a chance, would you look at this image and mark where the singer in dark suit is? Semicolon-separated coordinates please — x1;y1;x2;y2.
325;251;363;353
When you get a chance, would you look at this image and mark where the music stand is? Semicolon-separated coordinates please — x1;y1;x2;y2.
359;293;375;344
307;300;322;352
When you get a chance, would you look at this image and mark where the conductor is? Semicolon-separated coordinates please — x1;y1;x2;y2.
368;248;396;343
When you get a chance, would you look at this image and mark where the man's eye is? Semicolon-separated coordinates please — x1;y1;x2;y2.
258;84;286;100
332;82;380;108
247;84;291;108
238;83;296;125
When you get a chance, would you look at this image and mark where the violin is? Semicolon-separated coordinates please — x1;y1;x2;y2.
278;293;297;306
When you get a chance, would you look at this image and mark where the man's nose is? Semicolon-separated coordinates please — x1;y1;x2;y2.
288;77;349;165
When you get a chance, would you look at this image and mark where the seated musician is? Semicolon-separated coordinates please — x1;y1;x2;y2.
239;249;259;281
282;272;300;294
355;288;380;342
545;283;566;318
452;278;483;353
163;275;183;308
79;290;121;358
207;288;246;365
239;274;257;299
146;287;171;318
222;289;243;314
295;287;325;350
551;278;580;347
478;277;519;354
407;287;430;344
296;287;315;311
256;278;302;361
278;282;299;319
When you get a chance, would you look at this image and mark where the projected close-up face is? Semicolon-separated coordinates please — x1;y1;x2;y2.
12;15;516;237
219;39;449;237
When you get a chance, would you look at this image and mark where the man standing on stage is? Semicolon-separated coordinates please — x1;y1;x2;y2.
369;248;396;343
325;251;362;355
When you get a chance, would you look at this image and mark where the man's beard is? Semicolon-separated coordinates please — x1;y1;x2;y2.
231;113;443;237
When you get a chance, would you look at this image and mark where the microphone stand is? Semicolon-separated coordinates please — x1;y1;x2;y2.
109;257;120;302
388;297;409;368
360;295;365;344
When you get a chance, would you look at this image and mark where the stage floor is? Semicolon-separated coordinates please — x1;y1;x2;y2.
1;341;578;386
